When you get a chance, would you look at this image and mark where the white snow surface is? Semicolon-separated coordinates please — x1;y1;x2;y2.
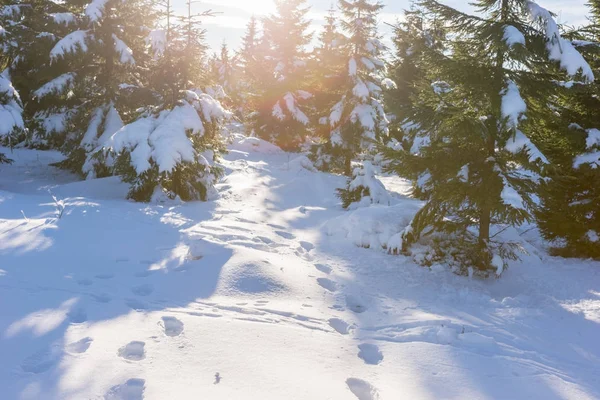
0;132;599;399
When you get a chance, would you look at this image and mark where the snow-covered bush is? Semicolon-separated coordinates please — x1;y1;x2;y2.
337;161;391;209
93;90;231;202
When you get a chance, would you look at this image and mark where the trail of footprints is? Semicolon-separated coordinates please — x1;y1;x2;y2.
297;242;382;399
21;231;383;398
20;314;184;400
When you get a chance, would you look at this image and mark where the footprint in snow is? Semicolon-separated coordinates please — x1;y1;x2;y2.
267;223;286;230
67;308;87;323
346;295;368;314
357;344;383;365
92;293;112;303
328;318;352;335
131;284;154;296
118;341;146;361
315;264;332;274
346;378;380;400
66;337;93;354
299;241;314;251
21;344;62;374
274;230;295;239
161;316;184;337
125;298;148;311
104;378;145;400
317;278;337;292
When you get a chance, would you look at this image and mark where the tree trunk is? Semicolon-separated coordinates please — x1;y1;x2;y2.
344;152;352;176
479;0;510;246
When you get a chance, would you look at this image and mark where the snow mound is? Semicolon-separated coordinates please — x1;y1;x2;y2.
324;202;421;251
229;133;282;154
283;155;316;172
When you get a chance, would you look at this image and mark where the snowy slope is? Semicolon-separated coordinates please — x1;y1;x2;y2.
0;137;599;400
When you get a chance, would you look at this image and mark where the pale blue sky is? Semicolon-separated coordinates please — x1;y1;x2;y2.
173;0;590;53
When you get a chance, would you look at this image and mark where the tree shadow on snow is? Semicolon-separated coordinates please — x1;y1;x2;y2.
0;193;233;399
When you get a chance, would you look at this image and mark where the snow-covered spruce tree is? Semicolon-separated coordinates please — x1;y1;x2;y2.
32;0;150;176
252;0;313;150
385;4;445;146
98;0;230;202
1;0;73;148
536;2;600;259
308;6;348;171
336;161;390;208
323;0;389;176
208;42;238;109
235;15;261;120
383;0;594;276
0;3;26;163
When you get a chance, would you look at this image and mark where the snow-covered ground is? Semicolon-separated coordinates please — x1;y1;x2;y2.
0;136;599;400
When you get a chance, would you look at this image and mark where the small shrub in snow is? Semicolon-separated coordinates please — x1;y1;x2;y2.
337;161;390;209
97;90;230;202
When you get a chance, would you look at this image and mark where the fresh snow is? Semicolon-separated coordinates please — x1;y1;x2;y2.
33;73;76;99
527;1;594;81
505;129;548;163
49;13;76;25
113;34;135;65
503;25;526;48
0;70;24;138
85;0;109;23
0;131;599;400
501;80;527;129
50;30;89;59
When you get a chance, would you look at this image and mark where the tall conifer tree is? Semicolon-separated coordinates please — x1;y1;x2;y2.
384;0;593;275
325;0;388;175
252;0;313;150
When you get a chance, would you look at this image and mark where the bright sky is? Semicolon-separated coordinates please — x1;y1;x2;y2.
173;0;590;53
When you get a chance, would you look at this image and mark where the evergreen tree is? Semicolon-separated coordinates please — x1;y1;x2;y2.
536;1;600;258
252;0;313;150
31;0;150;177
96;0;230;202
384;0;593;275
208;41;237;109
308;6;348;170
385;3;445;146
0;2;27;163
235;15;262;121
324;0;389;176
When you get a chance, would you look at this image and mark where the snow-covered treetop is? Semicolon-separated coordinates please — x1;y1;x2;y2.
103;91;231;175
347;161;391;207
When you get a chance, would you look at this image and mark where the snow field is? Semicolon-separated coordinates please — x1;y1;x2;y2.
0;133;599;399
